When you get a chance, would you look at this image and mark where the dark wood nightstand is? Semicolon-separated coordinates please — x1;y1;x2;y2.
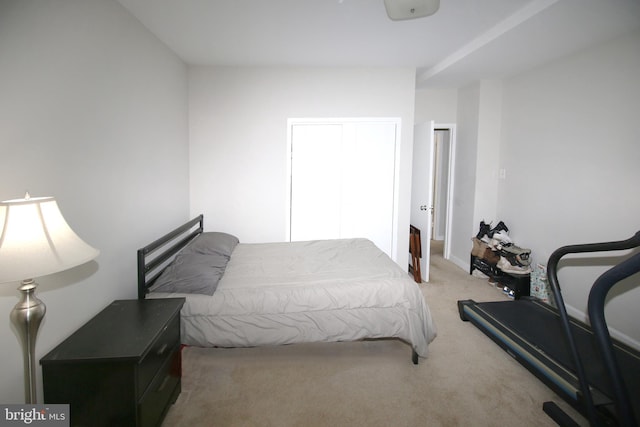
40;298;185;427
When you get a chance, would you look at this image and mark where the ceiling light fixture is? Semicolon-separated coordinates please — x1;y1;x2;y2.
384;0;440;21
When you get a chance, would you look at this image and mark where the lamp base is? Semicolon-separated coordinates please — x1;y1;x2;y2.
10;279;46;404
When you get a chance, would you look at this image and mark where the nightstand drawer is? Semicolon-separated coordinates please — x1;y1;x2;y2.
139;348;181;427
138;313;180;398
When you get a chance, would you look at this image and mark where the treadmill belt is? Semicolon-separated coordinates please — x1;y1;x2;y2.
475;299;640;421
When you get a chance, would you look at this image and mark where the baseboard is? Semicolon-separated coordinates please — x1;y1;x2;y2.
449;254;468;273
565;304;640;351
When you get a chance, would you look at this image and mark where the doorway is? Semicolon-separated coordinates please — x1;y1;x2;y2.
432;124;455;263
432;128;452;242
410;122;456;281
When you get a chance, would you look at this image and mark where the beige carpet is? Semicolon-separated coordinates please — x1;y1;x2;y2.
161;241;587;426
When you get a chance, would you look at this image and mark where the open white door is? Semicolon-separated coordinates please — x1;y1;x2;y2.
410;121;435;281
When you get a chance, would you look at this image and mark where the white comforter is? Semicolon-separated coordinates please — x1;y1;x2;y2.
150;238;436;357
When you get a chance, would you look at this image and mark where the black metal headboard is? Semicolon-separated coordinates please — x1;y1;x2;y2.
137;214;204;299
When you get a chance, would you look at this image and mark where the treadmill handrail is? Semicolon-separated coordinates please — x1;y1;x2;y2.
588;251;640;427
547;231;640;427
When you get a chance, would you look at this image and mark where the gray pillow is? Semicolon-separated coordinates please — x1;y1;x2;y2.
149;253;228;295
183;232;239;258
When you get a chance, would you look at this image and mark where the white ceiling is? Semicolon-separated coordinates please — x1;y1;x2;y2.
116;0;640;89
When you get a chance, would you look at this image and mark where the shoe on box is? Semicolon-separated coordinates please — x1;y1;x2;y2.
498;256;532;275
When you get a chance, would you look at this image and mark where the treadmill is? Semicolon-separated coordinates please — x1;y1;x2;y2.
458;232;640;427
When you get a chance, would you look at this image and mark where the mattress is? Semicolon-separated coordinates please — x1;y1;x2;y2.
149;238;436;357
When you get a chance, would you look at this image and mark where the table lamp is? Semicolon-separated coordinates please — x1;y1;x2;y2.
0;193;99;403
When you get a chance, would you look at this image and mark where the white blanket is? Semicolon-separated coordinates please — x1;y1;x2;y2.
150;238;436;357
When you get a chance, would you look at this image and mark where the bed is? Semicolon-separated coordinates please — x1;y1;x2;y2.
137;215;436;363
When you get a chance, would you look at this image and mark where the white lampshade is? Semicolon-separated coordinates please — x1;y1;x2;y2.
0;194;99;284
384;0;440;20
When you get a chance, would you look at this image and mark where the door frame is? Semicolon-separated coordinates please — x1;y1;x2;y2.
435;123;457;261
286;117;403;261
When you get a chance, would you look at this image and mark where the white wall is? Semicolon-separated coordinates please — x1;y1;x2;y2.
446;83;480;268
429;81;502;269
498;31;640;347
0;0;189;402
414;88;458;124
472;81;503;233
189;66;416;269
